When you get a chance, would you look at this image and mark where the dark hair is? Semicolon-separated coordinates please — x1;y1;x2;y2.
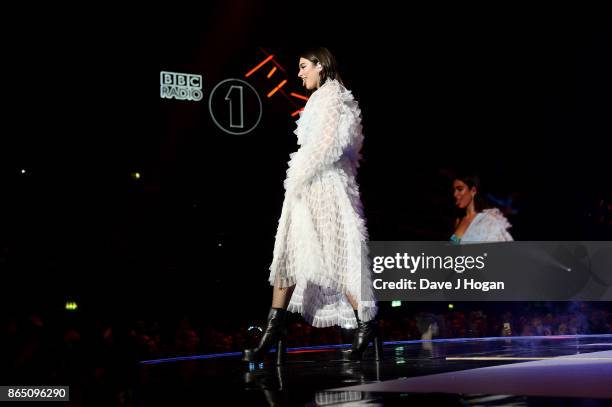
300;47;344;86
454;173;491;213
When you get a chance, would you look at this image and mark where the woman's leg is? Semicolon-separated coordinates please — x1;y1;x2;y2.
243;283;295;364
272;285;296;309
343;292;383;361
345;293;358;310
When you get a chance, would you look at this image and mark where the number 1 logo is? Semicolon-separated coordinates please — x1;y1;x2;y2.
209;79;262;135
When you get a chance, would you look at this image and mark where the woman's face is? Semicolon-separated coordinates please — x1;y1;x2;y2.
298;57;321;90
453;179;476;209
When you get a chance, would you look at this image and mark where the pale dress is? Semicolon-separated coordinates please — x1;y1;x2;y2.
268;79;377;329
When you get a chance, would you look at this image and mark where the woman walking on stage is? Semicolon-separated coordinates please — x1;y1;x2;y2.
243;47;380;365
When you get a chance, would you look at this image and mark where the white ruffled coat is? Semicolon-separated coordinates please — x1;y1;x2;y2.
269;79;377;328
461;208;514;242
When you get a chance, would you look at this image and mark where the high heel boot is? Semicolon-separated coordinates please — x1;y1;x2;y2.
243;308;287;365
342;309;383;361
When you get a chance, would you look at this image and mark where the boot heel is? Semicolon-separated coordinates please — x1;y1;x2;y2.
276;339;286;365
373;336;383;361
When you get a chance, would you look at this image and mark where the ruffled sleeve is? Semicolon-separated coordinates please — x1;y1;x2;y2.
482;208;513;241
462;208;514;243
284;81;346;195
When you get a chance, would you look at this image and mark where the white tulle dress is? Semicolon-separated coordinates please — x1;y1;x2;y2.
268;79;377;329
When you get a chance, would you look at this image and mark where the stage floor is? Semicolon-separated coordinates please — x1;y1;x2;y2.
138;335;612;406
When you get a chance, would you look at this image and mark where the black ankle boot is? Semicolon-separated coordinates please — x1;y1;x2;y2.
243;308;288;365
342;310;383;361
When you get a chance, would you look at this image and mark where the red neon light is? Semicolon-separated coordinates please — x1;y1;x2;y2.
245;55;274;78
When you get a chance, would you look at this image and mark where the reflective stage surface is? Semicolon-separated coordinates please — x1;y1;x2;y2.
138;335;612;406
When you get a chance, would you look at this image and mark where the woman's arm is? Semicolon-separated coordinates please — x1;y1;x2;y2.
284;85;345;195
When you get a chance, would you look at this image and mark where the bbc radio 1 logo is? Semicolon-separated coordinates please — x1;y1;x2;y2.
160;71;262;135
160;71;203;101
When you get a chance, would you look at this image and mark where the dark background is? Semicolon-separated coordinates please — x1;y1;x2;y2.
1;3;610;326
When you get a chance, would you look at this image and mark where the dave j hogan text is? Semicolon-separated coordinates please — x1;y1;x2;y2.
373;278;505;292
